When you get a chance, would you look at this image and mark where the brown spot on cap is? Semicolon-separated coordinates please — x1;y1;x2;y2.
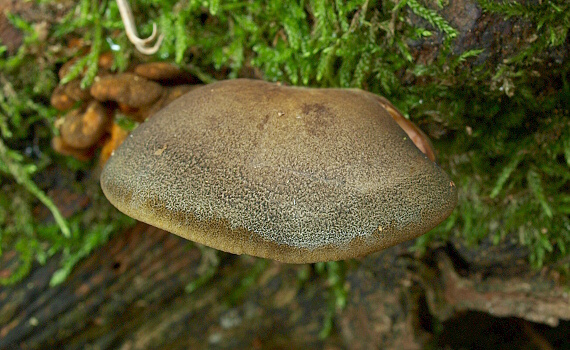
101;79;457;263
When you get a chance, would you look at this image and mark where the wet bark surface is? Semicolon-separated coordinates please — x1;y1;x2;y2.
0;220;411;349
408;0;569;67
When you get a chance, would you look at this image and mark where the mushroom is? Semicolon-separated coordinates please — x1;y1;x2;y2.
52;136;93;161
90;73;164;109
50;80;92;111
134;62;199;85
59;101;110;149
373;95;437;162
100;123;129;165
100;79;457;263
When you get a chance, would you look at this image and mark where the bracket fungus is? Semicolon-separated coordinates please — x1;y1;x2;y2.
101;79;457;263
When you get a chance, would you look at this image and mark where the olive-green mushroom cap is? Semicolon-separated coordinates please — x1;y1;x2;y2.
100;79;457;263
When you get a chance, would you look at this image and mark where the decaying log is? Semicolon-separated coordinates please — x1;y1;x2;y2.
2;224;569;349
0;221;423;349
423;248;570;327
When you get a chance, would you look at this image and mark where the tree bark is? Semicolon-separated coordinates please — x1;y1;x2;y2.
1;219;568;349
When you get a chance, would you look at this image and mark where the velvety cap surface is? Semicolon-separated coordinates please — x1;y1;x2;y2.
101;79;457;263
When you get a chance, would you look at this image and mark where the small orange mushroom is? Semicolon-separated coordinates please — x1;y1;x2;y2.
90;73;164;108
134;62;198;85
100;123;129;165
59;101;110;149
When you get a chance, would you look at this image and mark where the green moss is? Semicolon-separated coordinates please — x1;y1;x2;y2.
139;0;570;270
315;261;348;339
0;1;132;286
1;0;569;285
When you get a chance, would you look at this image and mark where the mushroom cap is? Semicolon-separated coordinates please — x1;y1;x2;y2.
90;73;164;108
100;79;457;263
59;101;110;149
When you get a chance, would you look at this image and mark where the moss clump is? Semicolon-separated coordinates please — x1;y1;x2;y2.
0;2;133;285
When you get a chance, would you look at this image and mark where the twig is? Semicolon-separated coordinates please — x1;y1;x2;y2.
116;0;163;54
